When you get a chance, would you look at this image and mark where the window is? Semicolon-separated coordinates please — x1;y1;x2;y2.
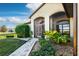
56;20;70;35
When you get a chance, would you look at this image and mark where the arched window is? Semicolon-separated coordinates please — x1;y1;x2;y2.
56;20;70;35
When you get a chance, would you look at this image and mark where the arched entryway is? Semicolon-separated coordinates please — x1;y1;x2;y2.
34;17;45;37
49;11;70;36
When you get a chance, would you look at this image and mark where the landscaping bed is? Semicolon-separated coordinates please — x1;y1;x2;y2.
52;43;73;56
0;38;26;56
30;41;73;56
30;31;73;56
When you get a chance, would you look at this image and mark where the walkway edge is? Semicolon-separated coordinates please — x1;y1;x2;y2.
9;38;38;56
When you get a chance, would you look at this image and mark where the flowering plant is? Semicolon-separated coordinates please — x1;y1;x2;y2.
44;30;69;44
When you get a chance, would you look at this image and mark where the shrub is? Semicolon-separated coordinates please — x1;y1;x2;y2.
6;33;17;38
15;23;31;38
31;39;55;56
60;35;69;43
39;38;48;47
6;36;14;38
44;31;69;44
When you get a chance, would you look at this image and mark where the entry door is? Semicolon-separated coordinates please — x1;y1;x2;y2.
37;24;44;37
34;20;44;38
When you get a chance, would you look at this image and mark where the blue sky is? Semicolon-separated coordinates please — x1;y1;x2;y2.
0;3;30;17
0;3;41;28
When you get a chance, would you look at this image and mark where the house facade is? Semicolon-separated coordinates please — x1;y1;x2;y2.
28;3;77;55
29;3;73;37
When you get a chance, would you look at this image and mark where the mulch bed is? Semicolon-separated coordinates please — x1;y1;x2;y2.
52;42;73;56
30;41;73;56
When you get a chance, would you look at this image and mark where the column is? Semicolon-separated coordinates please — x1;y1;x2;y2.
45;16;50;31
70;18;73;38
73;3;77;56
78;3;79;56
30;18;34;37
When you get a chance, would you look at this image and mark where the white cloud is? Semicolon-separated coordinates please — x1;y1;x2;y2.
0;17;30;29
8;17;27;24
0;17;27;24
8;17;21;23
26;3;42;11
0;17;6;22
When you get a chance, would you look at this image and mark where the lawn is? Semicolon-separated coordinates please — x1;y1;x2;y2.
0;32;17;39
0;38;26;56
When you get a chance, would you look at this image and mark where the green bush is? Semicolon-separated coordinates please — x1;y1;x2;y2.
6;36;14;38
6;33;17;38
15;23;31;38
31;39;55;56
31;44;55;56
44;31;69;44
39;39;48;47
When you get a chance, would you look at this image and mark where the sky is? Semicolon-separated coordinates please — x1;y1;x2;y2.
0;3;42;28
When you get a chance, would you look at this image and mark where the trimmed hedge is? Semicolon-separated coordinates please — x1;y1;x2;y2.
15;23;31;38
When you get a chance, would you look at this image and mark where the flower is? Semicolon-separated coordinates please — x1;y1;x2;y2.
53;31;57;34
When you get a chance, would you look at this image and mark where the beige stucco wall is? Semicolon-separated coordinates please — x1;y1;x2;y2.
30;3;73;38
30;3;65;36
31;3;65;20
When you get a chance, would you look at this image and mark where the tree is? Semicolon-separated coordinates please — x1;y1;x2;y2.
15;23;31;38
0;25;7;32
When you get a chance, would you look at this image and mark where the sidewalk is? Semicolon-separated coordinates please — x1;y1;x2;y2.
9;38;38;56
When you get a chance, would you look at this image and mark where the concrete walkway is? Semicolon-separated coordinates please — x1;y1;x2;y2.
17;38;31;41
9;38;38;56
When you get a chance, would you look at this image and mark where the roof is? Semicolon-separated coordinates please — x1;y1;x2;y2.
26;19;31;24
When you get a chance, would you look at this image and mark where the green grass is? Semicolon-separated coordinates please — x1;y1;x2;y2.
0;36;6;39
0;39;26;56
0;32;17;39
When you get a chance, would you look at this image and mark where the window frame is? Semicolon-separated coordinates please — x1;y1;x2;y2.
56;20;70;35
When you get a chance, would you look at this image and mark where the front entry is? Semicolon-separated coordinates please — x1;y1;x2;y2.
34;17;44;38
